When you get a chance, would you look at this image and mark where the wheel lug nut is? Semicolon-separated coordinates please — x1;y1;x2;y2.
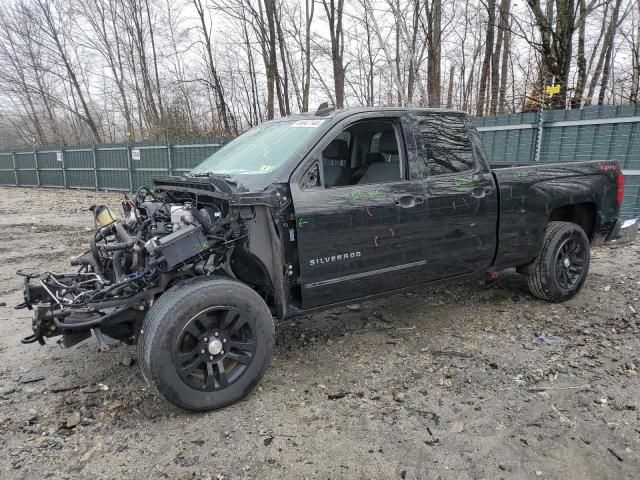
221;350;225;355
214;332;219;337
204;337;208;342
223;339;227;343
209;355;214;360
200;349;205;354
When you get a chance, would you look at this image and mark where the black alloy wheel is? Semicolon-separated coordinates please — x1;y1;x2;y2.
138;276;274;411
553;235;587;290
526;221;591;302
174;306;257;391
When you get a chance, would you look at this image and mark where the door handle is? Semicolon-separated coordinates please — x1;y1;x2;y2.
395;195;424;208
471;187;494;198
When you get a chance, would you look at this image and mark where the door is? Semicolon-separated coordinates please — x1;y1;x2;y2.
403;112;498;281
290;117;429;309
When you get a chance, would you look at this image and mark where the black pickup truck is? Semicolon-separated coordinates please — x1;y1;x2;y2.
18;107;624;411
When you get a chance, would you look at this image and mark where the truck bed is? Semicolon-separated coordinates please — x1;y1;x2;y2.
490;160;621;270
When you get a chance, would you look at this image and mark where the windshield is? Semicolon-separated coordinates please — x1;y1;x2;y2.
191;120;324;183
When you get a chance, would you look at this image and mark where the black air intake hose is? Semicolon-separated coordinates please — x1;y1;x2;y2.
102;222;135;252
187;206;215;234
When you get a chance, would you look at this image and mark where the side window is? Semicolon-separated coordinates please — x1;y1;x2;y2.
413;114;475;177
319;119;402;188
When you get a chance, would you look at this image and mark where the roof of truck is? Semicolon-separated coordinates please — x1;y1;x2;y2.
263;106;469;124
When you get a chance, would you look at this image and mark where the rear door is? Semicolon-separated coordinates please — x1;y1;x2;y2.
290;114;428;309
403;112;498;280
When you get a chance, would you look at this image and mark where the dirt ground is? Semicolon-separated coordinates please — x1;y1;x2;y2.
0;186;638;480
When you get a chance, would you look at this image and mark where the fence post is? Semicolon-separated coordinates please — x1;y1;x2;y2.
126;145;133;192
167;137;173;176
60;148;67;188
33;148;41;186
534;109;544;163
11;150;18;186
92;146;99;190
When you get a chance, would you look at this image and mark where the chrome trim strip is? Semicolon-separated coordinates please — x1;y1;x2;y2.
304;260;427;289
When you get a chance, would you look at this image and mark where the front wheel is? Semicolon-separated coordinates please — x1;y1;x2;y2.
138;277;274;411
526;221;591;302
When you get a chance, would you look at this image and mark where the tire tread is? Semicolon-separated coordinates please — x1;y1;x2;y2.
526;221;590;302
137;276;274;410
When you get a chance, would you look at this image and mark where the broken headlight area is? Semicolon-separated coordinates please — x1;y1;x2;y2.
18;186;244;348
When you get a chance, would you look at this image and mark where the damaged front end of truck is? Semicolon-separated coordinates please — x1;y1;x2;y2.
18;175;293;350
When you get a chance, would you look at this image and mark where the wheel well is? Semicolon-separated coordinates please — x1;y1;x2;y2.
548;202;597;240
229;248;274;306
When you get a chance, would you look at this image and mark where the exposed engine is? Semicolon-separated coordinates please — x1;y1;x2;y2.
19;185;245;348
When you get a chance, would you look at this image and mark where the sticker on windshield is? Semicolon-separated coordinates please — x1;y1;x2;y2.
259;165;274;172
291;120;325;128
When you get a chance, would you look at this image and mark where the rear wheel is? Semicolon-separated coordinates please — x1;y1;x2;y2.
526;221;591;302
138;277;274;411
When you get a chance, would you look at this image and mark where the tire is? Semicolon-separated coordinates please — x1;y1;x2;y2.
526;221;591;302
138;276;274;411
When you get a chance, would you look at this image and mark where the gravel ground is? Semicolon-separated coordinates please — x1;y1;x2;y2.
0;186;638;480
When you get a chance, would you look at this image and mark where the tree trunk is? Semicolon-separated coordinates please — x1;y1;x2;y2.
263;0;279;118
302;0;314;112
490;0;510;115
274;8;291;115
426;0;442;107
322;0;345;108
498;6;511;113
446;64;454;109
476;0;495;116
631;0;640;103
144;0;163;118
598;0;623;105
585;2;616;106
525;0;576;110
571;0;588;109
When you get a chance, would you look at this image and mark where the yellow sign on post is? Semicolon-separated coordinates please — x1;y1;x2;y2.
546;84;561;96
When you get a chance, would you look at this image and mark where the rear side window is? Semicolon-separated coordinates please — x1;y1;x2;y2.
412;113;474;176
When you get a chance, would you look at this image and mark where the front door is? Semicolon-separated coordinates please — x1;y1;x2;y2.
290;116;428;309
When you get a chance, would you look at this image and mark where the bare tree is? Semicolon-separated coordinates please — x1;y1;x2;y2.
322;0;345;108
476;0;495;116
34;0;103;141
597;0;625;105
193;0;232;132
303;0;314;111
489;0;510;115
424;0;442;107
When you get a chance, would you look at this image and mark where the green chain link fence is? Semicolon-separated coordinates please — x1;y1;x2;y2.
0;137;231;192
1;105;639;219
475;104;640;220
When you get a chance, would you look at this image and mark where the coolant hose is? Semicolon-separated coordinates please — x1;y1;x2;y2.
90;239;103;274
188;206;214;234
112;250;125;281
102;222;135;252
115;222;134;246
